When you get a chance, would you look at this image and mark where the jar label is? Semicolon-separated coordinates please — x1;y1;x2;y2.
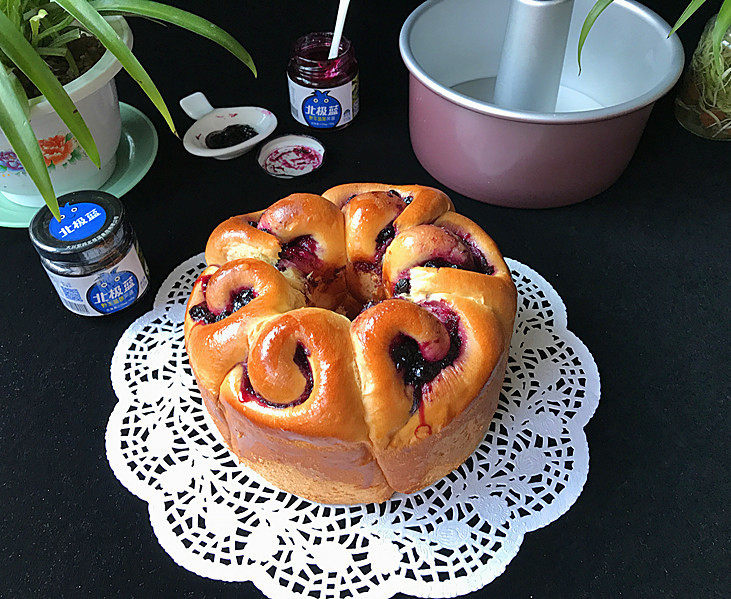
43;245;149;316
48;202;107;242
288;74;359;128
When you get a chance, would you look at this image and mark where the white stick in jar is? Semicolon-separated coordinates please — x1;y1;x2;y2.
328;0;351;60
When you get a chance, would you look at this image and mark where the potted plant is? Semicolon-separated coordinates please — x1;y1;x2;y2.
0;0;255;218
580;0;731;140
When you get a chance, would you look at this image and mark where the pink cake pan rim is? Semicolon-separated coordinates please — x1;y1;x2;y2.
399;0;684;208
399;0;684;125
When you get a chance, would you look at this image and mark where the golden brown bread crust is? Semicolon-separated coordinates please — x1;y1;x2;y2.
205;211;278;267
185;183;516;504
350;297;504;449
341;191;404;302
200;383;393;504
223;309;369;440
324;184;455;304
184;259;304;398
373;348;509;494
205;194;347;309
321;183;453;214
383;211;517;337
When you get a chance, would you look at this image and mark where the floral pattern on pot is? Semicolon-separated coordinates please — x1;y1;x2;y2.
0;133;85;174
0;151;24;172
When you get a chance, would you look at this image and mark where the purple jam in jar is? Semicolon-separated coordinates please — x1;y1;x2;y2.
287;32;359;130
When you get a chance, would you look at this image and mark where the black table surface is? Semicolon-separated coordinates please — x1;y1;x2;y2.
1;1;728;597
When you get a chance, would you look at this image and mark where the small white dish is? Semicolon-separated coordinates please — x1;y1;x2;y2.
180;92;277;160
256;134;325;179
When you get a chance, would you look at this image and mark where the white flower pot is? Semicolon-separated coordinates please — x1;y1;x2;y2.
0;17;132;207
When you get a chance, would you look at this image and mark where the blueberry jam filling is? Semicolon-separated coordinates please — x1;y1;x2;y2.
276;234;322;273
389;302;462;412
353;222;397;273
198;274;212;293
391;230;497;295
412;248;484;274
412;252;493;275
359;300;381;314
240;343;313;408
393;278;411;295
188;303;215;323
189;287;257;324
422;258;461;269
445;230;495;275
353;221;396;272
387;190;414;205
373;223;396;261
375;223;395;247
349;193;410;273
465;242;494;275
353;261;380;274
231;288;257;312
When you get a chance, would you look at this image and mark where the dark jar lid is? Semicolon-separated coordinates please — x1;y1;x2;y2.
29;190;131;269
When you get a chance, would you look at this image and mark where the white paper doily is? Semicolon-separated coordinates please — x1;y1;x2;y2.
107;254;599;598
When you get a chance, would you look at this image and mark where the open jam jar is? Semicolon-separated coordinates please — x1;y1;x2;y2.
287;32;359;130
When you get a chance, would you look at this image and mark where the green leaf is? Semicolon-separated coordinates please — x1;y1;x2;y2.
2;0;23;29
0;61;59;218
9;70;29;119
52;0;177;135
35;15;76;42
669;0;708;37
36;46;68;56
578;0;614;73
49;28;81;46
29;9;48;44
89;0;256;76
0;11;100;167
712;0;731;57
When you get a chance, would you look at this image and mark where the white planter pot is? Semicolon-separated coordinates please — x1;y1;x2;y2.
0;17;132;207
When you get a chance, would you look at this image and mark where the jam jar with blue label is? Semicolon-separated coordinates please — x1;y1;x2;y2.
29;191;149;317
287;32;359;129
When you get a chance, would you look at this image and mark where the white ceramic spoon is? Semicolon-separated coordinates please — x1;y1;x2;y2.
328;0;351;59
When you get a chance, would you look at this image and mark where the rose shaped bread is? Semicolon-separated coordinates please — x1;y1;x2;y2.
185;184;516;504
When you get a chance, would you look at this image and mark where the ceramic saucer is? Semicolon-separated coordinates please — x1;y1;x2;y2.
257;134;325;179
0;103;158;228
